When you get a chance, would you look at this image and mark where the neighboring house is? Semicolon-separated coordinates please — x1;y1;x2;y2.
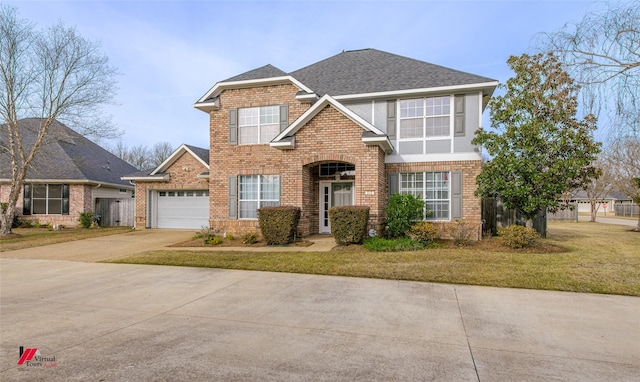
121;144;210;229
569;190;635;216
127;49;498;239
0;118;137;227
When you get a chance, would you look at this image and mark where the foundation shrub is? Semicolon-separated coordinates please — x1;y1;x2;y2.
79;212;94;228
258;206;301;245
241;232;257;245
385;193;425;238
329;206;370;245
448;220;476;245
407;221;438;245
498;225;539;248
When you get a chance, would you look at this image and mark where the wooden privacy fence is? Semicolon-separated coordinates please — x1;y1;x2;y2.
482;198;547;237
94;198;134;227
615;203;639;217
548;204;578;222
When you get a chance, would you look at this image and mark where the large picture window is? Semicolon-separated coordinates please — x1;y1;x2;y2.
238;106;280;145
23;184;69;215
399;96;451;139
399;172;449;220
238;175;280;219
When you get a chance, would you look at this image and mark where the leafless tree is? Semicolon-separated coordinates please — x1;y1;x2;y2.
108;141;173;170
536;2;639;138
606;137;640;231
582;157;615;222
149;141;174;168
0;5;119;235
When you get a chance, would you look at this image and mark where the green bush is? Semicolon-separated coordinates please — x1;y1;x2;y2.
225;233;235;241
258;206;301;245
448;220;475;245
79;212;94;228
329;206;370;245
498;225;539;249
363;237;425;252
241;232;257;244
385;193;425;238
206;236;223;245
407;221;438;245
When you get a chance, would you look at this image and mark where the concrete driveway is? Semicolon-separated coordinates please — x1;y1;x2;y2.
1;233;639;381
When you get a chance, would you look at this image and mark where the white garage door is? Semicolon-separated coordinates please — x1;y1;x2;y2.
156;190;209;229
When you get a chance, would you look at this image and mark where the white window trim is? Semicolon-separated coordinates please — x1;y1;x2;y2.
238;175;280;220
238;106;279;145
397;95;454;155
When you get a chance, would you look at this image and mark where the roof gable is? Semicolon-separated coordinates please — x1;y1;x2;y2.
223;64;287;82
151;144;209;175
271;95;393;153
0;119;137;187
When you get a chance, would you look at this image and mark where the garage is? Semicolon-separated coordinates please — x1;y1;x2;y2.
156;190;209;229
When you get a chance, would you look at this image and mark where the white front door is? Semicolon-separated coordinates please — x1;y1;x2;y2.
319;181;354;233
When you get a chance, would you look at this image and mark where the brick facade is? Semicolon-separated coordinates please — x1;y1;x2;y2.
132;151;209;229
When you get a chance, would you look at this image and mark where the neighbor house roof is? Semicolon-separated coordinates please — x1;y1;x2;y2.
0;118;137;188
194;48;498;110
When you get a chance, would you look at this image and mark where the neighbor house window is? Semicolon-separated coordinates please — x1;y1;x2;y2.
238;175;280;219
399;172;449;220
23;184;69;215
238;106;280;145
399;96;451;139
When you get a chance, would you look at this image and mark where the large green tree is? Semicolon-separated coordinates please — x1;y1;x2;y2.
473;53;601;227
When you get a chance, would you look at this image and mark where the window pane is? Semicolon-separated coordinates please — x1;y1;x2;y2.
239;107;259;126
426;97;450;116
239;176;258;199
239;125;259;144
33;185;47;198
32;199;46;214
426;116;450;136
426;201;449;220
260;175;280;200
48;199;62;214
400;99;423;118
260;123;279;143
400;118;423;138
48;184;63;198
260;106;279;124
239;201;258;219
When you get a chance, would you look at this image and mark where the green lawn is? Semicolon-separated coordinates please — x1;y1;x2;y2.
0;226;132;251
107;222;640;296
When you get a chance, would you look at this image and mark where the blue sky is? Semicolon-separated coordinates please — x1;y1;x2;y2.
10;0;610;149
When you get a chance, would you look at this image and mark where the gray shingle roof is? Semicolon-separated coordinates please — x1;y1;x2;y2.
184;144;210;165
289;49;497;97
224;64;287;82
0;118;138;187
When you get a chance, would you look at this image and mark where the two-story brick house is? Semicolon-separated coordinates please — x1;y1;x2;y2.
190;49;497;239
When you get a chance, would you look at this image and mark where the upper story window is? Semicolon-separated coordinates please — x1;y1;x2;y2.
238;106;280;145
399;96;451;139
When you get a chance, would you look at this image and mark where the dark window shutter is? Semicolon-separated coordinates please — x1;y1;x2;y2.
388;173;399;197
451;171;462;219
62;184;70;215
279;105;288;132
23;184;31;215
229;109;238;145
228;176;237;219
454;95;465;137
278;175;282;204
387;101;396;140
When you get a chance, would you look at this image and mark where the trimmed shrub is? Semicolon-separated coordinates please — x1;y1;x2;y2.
79;212;94;228
206;236;223;245
329;206;370;245
498;225;539;249
407;221;438;245
241;232;257;244
258;206;301;245
363;237;425;252
385;193;425;238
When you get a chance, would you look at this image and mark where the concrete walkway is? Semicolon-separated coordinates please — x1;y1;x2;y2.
1;257;639;381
